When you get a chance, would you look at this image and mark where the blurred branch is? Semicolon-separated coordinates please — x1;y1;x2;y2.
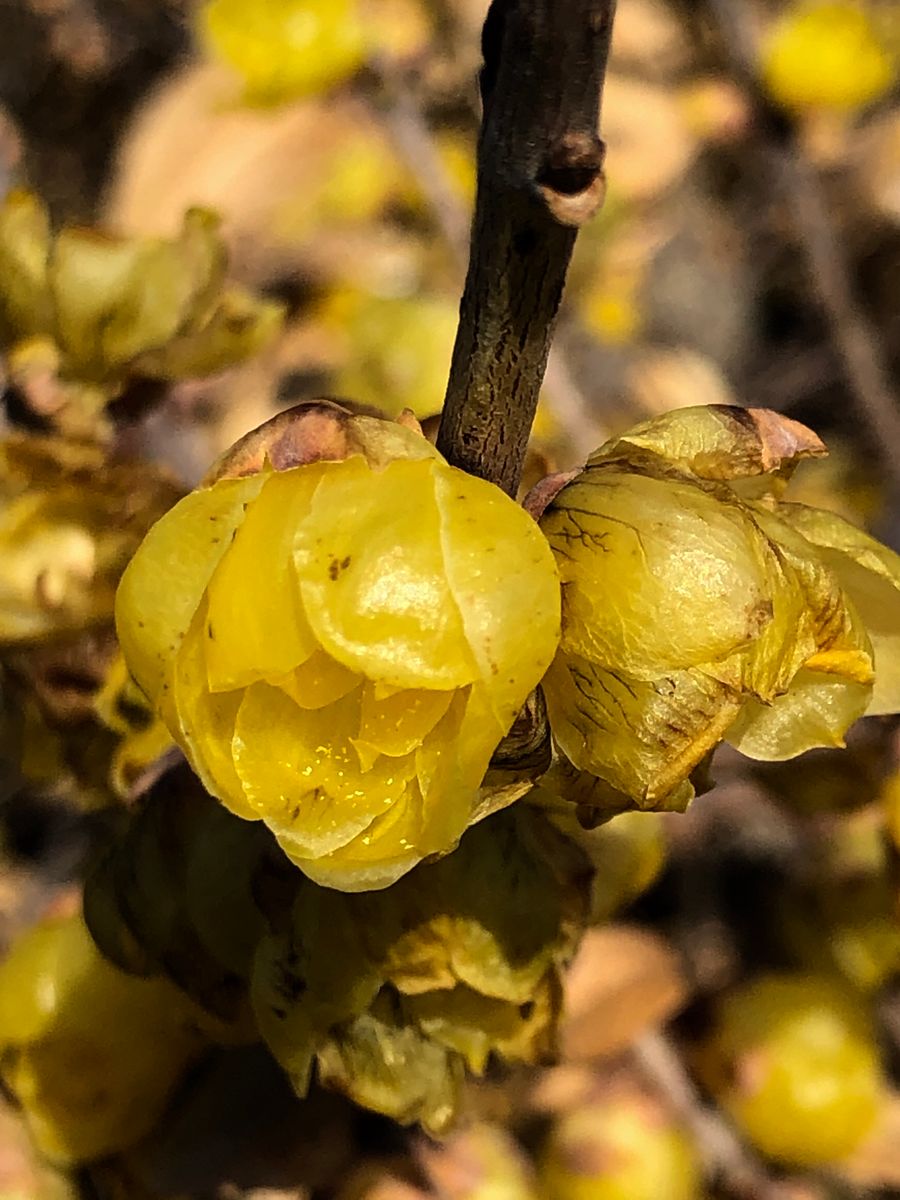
633;1030;783;1200
706;0;900;499
435;0;616;494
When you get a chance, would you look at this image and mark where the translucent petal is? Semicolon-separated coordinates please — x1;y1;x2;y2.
274;649;360;710
355;683;454;760
403;987;533;1074
774;503;900;715
50;209;223;378
727;669;872;760
543;471;778;680
284;783;435;892
542;650;743;807
0;190;52;339
294;456;477;689
171;603;254;818
232;682;417;858
591;404;825;489
204;468;322;692
116;472;266;707
315;995;462;1135
433;463;560;728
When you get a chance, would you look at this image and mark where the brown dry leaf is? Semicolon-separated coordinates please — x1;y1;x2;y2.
559;925;689;1062
106;67;395;278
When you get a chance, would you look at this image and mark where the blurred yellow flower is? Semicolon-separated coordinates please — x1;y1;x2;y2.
200;0;366;105
0;435;181;644
252;806;582;1132
762;2;896;114
0;912;204;1165
538;405;900;815
116;404;560;891
0;191;283;405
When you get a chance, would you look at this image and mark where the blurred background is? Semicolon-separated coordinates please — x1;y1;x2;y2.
0;0;899;1197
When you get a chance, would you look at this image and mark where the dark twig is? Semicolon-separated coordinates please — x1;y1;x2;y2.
436;0;616;495
706;0;900;498
372;54;608;463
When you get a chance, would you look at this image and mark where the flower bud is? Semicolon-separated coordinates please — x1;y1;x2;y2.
538;405;900;815
116;403;561;890
701;973;883;1166
0;435;181;644
0;911;205;1164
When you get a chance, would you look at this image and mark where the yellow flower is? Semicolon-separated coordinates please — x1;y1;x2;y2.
538;405;900;814
0;191;282;417
116;403;560;891
0;435;181;643
200;0;366;106
761;2;896;114
251;806;583;1132
0;911;205;1165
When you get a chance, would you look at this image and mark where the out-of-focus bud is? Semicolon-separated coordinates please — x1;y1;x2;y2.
536;405;900;817
251;806;585;1132
761;2;896;115
0;911;206;1165
199;0;366;105
83;770;269;1039
417;1123;540;1200
116;402;560;891
0;191;283;435
0;435;182;645
538;1085;702;1200
700;973;884;1166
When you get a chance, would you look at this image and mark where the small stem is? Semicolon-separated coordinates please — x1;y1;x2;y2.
633;1031;781;1199
437;0;616;495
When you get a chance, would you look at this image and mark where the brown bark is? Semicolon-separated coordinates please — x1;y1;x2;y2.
436;0;617;495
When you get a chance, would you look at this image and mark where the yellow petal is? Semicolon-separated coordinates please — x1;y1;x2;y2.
774;503;900;716
591;404;825;491
0;190;52;339
727;669;873;760
274;648;360;710
356;683;454;761
543;470;778;680
134;286;283;380
171;603;254;817
542;649;743;807
50;209;223;378
286;779;446;893
433;463;560;729
204;468;322;692
116;472;266;706
293;456;477;690
232;681;419;859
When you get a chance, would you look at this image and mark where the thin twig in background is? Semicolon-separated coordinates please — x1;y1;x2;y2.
372;56;608;464
706;0;900;499
633;1030;784;1200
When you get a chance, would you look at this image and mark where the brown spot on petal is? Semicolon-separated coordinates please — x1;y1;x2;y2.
523;470;580;519
745;408;828;470
203;400;355;483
